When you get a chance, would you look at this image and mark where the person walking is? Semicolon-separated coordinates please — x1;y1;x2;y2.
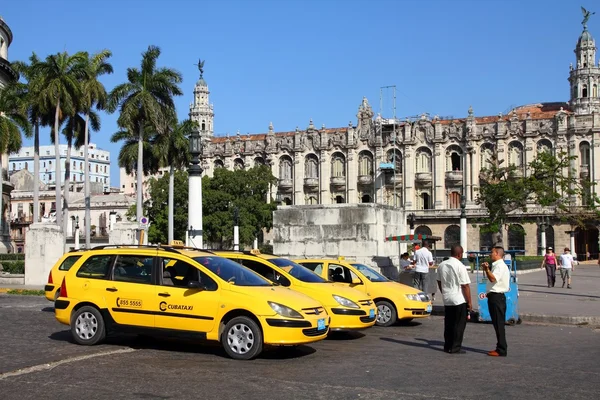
558;247;575;289
481;246;509;357
437;245;472;354
413;240;434;295
540;247;558;288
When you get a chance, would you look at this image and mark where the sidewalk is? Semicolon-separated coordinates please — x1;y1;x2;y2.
431;263;600;326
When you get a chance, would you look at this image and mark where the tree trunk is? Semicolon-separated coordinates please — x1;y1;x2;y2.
136;123;144;223
33;121;40;222
84;113;91;248
168;165;174;243
63;138;72;236
54;100;62;229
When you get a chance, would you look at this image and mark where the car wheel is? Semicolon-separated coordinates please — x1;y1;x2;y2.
71;306;106;345
375;300;397;327
222;316;263;360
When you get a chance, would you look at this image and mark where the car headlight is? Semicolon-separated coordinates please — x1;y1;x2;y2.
333;295;360;309
268;301;303;319
405;294;420;301
418;292;430;302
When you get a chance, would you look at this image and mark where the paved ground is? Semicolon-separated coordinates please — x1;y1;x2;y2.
0;295;599;399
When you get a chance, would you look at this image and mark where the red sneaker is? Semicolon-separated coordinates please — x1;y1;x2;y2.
487;350;506;357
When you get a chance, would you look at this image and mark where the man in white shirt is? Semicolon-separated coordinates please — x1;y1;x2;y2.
437;245;472;354
558;247;575;289
413;241;434;295
481;246;510;357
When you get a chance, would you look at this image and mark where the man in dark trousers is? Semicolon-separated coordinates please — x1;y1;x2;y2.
437;245;472;354
481;246;510;357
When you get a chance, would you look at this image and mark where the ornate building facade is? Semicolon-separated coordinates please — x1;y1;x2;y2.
120;23;600;257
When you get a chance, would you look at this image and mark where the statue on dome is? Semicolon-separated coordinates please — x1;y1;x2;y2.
581;6;595;29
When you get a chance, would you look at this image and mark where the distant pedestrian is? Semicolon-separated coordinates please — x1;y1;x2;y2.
399;252;414;272
437;245;472;354
481;246;509;357
558;247;575;289
413;241;434;295
540;247;558;288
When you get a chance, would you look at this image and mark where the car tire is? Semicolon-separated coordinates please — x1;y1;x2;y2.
375;300;397;327
71;306;106;346
221;316;263;360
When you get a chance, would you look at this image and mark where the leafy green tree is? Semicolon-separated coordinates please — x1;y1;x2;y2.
108;45;183;225
144;170;189;244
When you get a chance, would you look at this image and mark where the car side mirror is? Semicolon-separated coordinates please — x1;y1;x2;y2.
188;280;205;290
351;278;362;285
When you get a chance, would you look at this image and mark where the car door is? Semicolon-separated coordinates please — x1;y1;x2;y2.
327;263;369;294
154;256;219;333
103;253;157;328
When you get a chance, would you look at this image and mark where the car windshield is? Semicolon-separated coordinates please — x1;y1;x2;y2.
193;256;272;286
351;263;389;282
269;258;327;283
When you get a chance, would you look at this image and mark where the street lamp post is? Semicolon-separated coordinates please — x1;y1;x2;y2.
407;213;416;235
537;216;548;255
73;216;80;250
233;206;240;251
460;195;467;262
187;126;204;248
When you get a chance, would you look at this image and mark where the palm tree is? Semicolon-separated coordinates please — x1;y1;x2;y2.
12;53;47;223
0;85;31;234
154;118;194;242
108;45;182;225
36;51;87;229
80;50;112;248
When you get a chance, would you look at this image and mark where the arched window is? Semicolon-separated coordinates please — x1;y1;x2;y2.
444;225;461;249
335;195;345;204
580;142;591;166
416;148;432;173
361;194;372;203
480;144;494;170
307;196;318;205
233;158;244;170
593;84;598;98
331;153;345;178
508;141;523;167
445;145;463;171
283;197;292;205
479;229;493;251
305;154;319;178
279;156;293;180
202;122;206;131
358;151;373;176
583;84;588;98
448;192;461;209
537;139;553;154
508;224;525;251
419;192;431;210
214;159;224;169
386;149;402;173
254;157;265;167
415;225;432;237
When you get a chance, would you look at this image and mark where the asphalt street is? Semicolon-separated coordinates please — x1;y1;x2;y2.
0;295;599;400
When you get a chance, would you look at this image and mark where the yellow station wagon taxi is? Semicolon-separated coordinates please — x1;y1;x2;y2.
45;251;84;301
54;244;330;360
215;250;377;332
295;258;432;327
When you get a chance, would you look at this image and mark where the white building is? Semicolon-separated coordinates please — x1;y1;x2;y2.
9;143;111;192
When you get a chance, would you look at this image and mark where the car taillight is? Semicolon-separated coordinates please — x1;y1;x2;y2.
59;279;68;298
48;271;53;284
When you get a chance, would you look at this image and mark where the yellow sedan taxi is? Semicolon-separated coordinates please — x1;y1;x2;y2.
54;244;329;360
44;251;84;301
295;258;432;327
215;250;376;332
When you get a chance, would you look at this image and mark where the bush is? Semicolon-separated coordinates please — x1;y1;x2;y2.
0;254;25;261
1;260;25;274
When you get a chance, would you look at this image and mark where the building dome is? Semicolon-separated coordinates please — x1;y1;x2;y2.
578;29;594;45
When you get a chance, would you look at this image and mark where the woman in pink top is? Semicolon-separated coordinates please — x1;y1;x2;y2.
540;247;558;288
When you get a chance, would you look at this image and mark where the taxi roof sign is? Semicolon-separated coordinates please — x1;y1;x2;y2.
249;249;261;255
169;240;185;248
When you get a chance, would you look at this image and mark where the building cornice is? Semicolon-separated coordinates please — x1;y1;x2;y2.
0;18;13;46
0;57;18;82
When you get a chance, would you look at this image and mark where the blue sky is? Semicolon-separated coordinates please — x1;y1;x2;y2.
1;0;595;185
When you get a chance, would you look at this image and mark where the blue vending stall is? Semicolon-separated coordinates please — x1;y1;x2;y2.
471;250;523;325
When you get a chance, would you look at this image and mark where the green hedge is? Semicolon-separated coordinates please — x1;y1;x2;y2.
1;260;25;274
0;254;25;261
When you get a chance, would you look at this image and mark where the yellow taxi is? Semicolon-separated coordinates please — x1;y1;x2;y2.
54;243;330;360
294;258;432;327
215;250;377;332
44;251;85;301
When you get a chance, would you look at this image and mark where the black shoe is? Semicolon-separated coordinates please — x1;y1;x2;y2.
567;285;572;289
562;281;565;288
451;350;467;354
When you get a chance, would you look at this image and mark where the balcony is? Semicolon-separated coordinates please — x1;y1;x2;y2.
445;170;463;185
580;164;590;179
357;175;373;185
415;172;432;185
384;173;402;187
278;178;293;192
304;177;319;190
330;176;346;189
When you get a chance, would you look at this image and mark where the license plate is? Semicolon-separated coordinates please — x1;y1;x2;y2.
317;318;326;330
369;309;375;318
426;304;432;313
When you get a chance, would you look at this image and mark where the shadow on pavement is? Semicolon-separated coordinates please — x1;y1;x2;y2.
326;331;366;341
42;307;54;313
380;337;488;354
49;330;316;360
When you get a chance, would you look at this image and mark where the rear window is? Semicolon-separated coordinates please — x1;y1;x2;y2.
76;255;113;279
269;258;327;283
58;255;82;271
